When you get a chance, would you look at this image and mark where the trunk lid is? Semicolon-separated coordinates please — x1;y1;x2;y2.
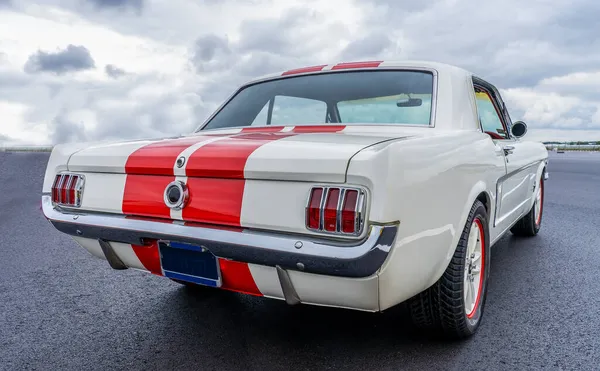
67;127;408;182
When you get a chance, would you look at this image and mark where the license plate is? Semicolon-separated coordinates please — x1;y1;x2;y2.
158;241;221;287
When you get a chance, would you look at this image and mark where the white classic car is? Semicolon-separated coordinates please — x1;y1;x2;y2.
42;60;548;339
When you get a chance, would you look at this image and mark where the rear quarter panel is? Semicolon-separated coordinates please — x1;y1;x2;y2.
347;130;506;310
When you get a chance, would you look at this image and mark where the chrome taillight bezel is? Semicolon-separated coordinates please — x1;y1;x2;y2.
305;186;367;236
51;172;85;208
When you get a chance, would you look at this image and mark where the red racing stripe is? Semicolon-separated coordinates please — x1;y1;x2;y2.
292;125;346;133
282;64;328;76
122;175;174;219
185;132;295;179
241;126;285;133
131;241;162;276
331;61;383;70
219;260;262;296
182;178;245;226
125;135;227;175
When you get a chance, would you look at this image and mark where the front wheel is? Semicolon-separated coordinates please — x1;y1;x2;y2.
408;200;491;339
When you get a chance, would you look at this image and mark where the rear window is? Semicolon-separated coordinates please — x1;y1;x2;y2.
200;70;435;130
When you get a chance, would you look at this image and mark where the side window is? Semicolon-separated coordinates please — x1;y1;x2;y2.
270;96;327;126
474;89;509;139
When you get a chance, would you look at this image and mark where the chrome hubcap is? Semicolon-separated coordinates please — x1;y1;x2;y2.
464;219;484;318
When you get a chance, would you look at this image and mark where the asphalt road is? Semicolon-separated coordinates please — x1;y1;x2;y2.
1;151;599;371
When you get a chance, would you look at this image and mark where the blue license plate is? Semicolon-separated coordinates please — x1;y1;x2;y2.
158;241;221;287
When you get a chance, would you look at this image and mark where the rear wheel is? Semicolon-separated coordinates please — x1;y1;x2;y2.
510;174;544;237
408;200;490;339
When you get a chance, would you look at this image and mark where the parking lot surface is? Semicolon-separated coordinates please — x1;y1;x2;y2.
1;151;599;370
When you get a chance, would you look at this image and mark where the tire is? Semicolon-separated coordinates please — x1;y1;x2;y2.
510;174;544;237
408;200;491;339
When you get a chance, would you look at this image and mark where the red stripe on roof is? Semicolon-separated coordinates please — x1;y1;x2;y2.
122;175;174;220
219;260;262;296
240;126;285;133
124;135;227;176
282;65;327;76
182;178;245;226
331;61;383;70
185;132;295;179
131;241;163;275
292;125;346;133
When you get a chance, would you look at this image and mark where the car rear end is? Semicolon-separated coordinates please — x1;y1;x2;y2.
42;129;402;311
42;66;438;312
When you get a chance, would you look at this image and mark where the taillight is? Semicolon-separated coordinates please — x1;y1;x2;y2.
306;186;365;236
51;173;85;207
341;190;358;233
323;188;340;232
307;188;323;229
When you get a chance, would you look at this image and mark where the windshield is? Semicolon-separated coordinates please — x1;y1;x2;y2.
200;70;435;131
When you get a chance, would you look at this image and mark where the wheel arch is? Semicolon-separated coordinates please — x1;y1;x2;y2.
420;181;493;295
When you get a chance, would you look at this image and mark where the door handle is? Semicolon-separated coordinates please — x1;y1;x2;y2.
503;145;515;155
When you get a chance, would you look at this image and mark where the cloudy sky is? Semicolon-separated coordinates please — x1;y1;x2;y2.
1;0;599;145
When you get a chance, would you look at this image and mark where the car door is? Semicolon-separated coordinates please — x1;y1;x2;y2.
473;81;534;232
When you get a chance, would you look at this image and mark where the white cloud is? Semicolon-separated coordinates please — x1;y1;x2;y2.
0;0;599;144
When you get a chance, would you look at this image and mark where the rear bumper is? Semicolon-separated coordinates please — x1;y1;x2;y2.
41;195;398;279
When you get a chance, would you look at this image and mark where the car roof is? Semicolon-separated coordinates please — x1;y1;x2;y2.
247;60;474;85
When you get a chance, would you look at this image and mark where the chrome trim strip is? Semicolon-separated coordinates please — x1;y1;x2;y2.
42;195;397;278
335;188;345;233
321;187;329;231
493;159;544;227
74;175;85;207
356;190;366;234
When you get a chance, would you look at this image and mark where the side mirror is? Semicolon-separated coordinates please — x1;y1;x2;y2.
511;121;528;138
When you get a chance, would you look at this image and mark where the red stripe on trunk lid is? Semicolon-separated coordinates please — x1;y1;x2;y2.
124;135;227;176
185;132;295;178
122;175;174;219
182;178;245;226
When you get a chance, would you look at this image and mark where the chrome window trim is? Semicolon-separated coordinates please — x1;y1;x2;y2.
194;67;439;132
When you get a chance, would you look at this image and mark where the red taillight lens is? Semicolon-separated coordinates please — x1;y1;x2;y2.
60;176;69;204
306;186;364;235
51;173;83;207
341;190;358;233
323;188;340;232
51;175;61;203
307;187;323;230
67;176;76;204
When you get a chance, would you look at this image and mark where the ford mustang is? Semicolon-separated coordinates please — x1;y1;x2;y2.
42;61;548;339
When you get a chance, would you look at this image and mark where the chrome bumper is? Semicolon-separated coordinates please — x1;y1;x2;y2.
41;195;397;278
